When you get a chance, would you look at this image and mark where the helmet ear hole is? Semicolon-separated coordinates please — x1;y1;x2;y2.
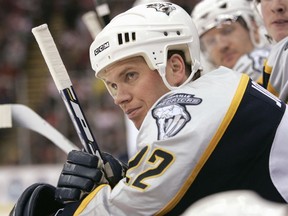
220;2;227;9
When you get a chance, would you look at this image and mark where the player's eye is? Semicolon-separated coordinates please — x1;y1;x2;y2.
126;71;138;81
205;37;216;47
220;25;235;35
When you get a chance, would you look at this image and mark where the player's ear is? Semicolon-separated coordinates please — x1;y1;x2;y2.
166;54;187;87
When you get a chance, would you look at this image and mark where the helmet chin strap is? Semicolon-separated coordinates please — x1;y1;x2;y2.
158;60;202;90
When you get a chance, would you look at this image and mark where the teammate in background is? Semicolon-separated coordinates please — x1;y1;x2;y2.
254;0;288;103
10;2;288;216
191;0;270;82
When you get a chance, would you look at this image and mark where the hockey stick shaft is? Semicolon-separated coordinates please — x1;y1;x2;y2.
93;0;111;27
0;104;78;154
82;1;110;40
31;24;103;160
82;11;102;39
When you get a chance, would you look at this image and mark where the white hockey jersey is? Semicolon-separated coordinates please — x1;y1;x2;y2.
69;67;288;216
233;47;270;83
263;37;288;103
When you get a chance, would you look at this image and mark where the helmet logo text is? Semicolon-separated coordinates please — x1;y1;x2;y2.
94;41;110;56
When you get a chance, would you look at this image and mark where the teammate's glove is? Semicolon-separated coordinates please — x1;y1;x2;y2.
9;183;64;216
55;150;127;203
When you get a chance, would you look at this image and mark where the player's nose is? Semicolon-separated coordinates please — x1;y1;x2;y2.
113;85;132;106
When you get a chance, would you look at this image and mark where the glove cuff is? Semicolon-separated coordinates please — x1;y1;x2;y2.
10;183;64;216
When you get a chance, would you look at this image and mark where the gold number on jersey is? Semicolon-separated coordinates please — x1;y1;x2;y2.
128;147;175;190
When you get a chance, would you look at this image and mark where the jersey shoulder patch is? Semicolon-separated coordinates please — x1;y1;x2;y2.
152;93;202;140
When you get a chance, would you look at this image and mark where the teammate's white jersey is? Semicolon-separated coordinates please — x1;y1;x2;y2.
68;67;288;216
263;37;288;103
233;47;270;83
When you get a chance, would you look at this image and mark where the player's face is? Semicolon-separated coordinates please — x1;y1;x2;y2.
201;21;254;68
99;56;170;129
260;0;288;42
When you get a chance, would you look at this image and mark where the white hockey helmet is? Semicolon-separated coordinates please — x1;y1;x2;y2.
191;0;258;45
182;190;288;216
90;2;202;90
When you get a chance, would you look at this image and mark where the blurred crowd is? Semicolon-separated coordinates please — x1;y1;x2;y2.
0;0;38;164
0;0;33;104
0;0;199;165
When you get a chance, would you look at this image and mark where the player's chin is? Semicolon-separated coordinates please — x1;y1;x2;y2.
222;57;238;69
273;31;288;43
130;118;143;130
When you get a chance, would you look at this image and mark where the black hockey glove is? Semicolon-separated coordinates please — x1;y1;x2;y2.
9;183;64;216
55;150;127;203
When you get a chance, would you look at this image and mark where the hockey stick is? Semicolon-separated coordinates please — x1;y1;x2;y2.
82;11;102;39
31;24;104;161
0;104;79;154
82;0;111;39
93;0;111;27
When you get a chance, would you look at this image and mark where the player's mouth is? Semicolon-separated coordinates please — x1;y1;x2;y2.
272;19;288;26
222;52;237;67
126;107;141;120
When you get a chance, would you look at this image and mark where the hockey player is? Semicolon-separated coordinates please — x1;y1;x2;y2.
254;0;288;103
191;0;270;82
10;2;288;216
